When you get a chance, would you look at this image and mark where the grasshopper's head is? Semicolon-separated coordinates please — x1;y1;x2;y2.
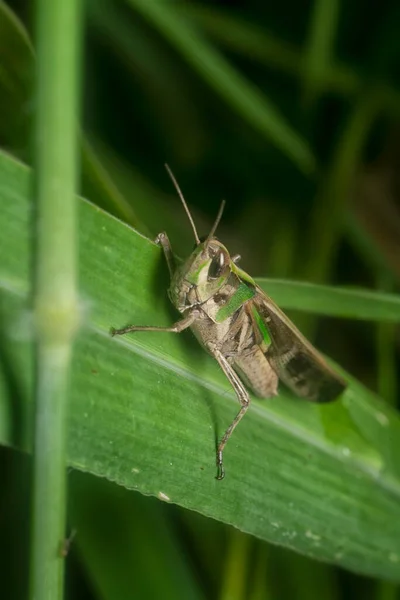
164;165;230;310
170;237;231;308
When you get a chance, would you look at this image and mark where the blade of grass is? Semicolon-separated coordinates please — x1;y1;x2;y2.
81;136;147;233
127;0;315;174
0;1;34;158
297;89;384;339
248;543;270;600
302;0;339;105
275;550;339;600
219;529;251;600
82;137;200;253
186;5;400;118
88;0;207;168
256;279;400;322
0;3;148;237
345;212;398;282
303;90;384;285
375;584;399;600
179;510;226;593
69;471;205;600
188;6;303;79
1;152;400;580
29;2;82;599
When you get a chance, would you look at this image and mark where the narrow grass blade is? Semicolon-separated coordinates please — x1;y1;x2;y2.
302;0;340;104
0;1;34;156
257;279;400;322
127;0;315;174
69;472;205;600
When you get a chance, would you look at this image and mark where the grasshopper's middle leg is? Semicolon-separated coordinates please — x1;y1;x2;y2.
210;349;250;480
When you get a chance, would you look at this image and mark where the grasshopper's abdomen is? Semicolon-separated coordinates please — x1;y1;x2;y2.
232;348;278;398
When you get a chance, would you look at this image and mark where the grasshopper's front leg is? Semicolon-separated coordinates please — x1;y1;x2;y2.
155;231;175;279
110;231;199;335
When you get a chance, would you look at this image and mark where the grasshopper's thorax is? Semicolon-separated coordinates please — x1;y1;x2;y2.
169;238;231;312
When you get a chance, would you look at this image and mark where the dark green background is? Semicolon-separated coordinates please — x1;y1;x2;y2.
1;1;400;599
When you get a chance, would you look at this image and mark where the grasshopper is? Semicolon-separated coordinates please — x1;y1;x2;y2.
111;166;346;480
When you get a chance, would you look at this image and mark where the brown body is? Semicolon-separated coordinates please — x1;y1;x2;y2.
169;239;345;404
111;166;346;479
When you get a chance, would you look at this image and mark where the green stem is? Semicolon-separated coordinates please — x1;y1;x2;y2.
219;529;251;600
248;543;270;600
29;1;82;599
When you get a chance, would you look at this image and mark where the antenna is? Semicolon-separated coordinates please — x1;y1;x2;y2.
165;164;200;246
206;199;226;241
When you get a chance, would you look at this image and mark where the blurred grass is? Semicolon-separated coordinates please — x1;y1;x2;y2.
1;1;400;599
0;1;33;156
303;90;384;285
29;1;82;598
219;529;252;600
128;0;316;174
187;5;400;117
69;472;205;600
301;0;339;105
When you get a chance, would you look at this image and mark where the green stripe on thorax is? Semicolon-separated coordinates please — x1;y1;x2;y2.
215;281;255;322
185;260;209;285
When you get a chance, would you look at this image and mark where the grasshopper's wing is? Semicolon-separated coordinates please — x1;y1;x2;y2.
252;286;346;402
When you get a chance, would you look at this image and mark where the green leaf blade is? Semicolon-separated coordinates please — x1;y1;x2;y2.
257;279;400;322
1;151;400;580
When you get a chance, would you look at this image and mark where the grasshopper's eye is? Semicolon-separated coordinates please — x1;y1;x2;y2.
208;251;227;280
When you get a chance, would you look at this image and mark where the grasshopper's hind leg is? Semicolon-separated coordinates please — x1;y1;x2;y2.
211;349;250;481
